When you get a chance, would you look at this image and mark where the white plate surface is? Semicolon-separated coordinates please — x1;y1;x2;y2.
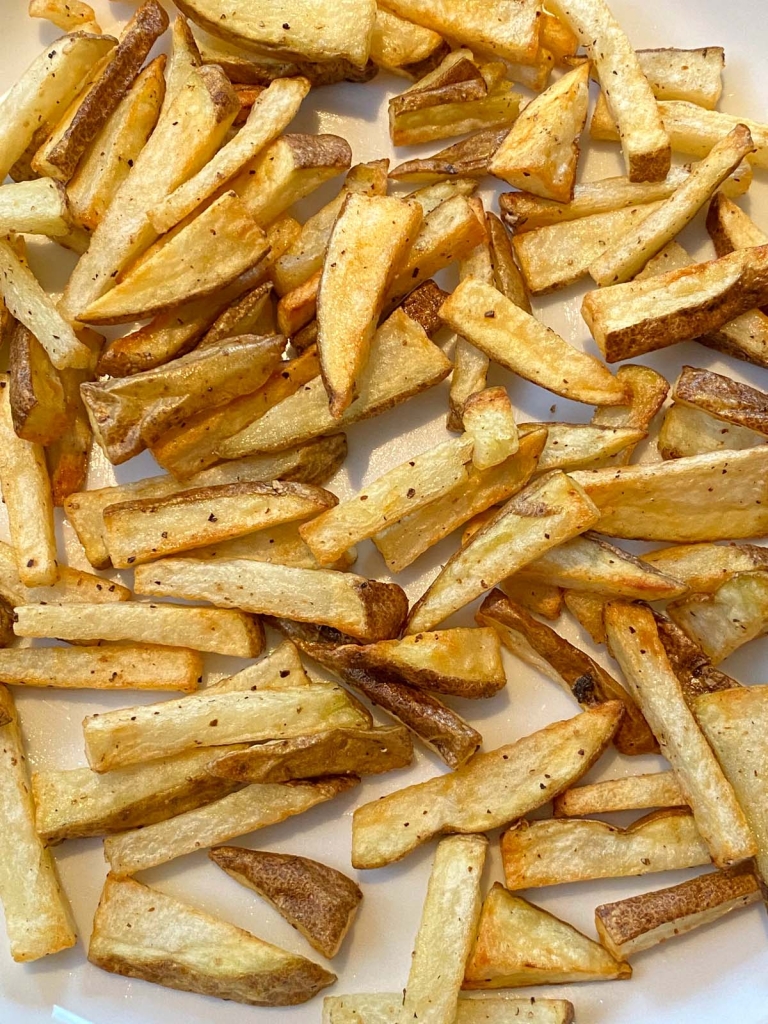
2;2;768;1022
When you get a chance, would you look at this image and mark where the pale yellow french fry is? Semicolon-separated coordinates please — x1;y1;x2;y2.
0;645;202;692
572;46;725;108
642;541;768;594
667;571;768;663
589;363;670;467
462;387;518;468
554;771;686;818
0;178;72;238
369;7;447;77
707;192;768;256
658;403;764;459
448;236;494;431
520;422;646;473
323;994;576;1024
29;0;101;32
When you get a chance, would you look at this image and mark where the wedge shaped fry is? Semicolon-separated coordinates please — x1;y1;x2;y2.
659;404;764;459
464;884;629;989
9;322;69;445
407;471;600;634
211;848;362;959
105;776;357;876
400;834;487;1024
564;591;608;645
352;702;623;869
374;428;546;574
502;809;710;890
548;0;670;181
389;128;509;183
103;480;336;568
440;278;626;406
323;994;576;1024
596;862;760;960
673;364;768;436
89;874;335;1004
48;363;93;507
0;686;75;961
667;571;768;663
208;724;413;783
478;590;655;756
301;437;471;565
590;125;755;285
520;423;647;474
370;7;447;78
573;447;768;541
554;771;686;818
318;194;422;416
707;192;768;258
589;363;669;468
0;645;202;692
32;748;243;844
605;601;756;867
82;334;284;464
462;388;518;469
489;64;588;202
217;309;451;456
60;65;240;322
14;603;264;658
643;542;768;594
198;280;275;348
135;559;407;642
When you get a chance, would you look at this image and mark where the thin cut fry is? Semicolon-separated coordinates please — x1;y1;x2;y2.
554;771;686;818
323;994;576;1024
389;128;509;183
0;645;202;692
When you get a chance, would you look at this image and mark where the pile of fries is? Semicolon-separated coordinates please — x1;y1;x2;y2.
1;0;768;1019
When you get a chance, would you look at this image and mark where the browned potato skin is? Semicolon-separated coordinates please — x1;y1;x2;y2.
673;364;768;436
390;128;509;182
651;610;743;705
9;322;69;445
400;280;449;337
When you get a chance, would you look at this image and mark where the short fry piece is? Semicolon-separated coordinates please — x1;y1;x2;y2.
673;364;768;436
0;178;72;237
554;771;686;818
9;323;69;445
666;387;765;449
370;7;448;78
29;0;100;33
643;542;768;594
0;645;201;692
389;128;509;183
521;422;646;474
667;571;768;663
589;363;670;467
707;192;768;257
653;611;741;705
462;388;518;469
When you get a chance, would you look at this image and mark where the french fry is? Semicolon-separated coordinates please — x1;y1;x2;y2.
464;884;630;988
564;590;608;645
14;603;264;658
499;578;564;621
406;471;600;634
197;281;274;348
389;128;509;183
89;874;336;1004
571;46;725;108
369;6;448;78
8;322;69;445
605;601;756;867
0;178;72;238
506;50;555;92
352;702;623;869
81;334;284;464
134;558;407;642
502;810;711;890
0;32;116;182
447;237;494;432
67;56;166;230
440;278;627;405
208;724;413;783
323;994;576;1024
643;541;768;593
486;211;531;311
554;771;686;818
400;279;450;337
48;364;93;507
461;387;518;468
572;447;768;541
653;611;742;705
401;834;487;1024
60;65;240;322
522;422;647;472
216;309;452;457
29;0;100;31
0;686;75;961
548;0;670;181
373;428;546;574
589;363;669;467
667;571;768;663
707;192;768;256
300;437;472;565
318;194;422;416
0;544;130;606
658;403;764;459
162;12;202;104
210;847;362;959
540;11;580;63
672;364;768;436
0;645;201;693
590;125;755;285
478;589;655;756
104;775;358;876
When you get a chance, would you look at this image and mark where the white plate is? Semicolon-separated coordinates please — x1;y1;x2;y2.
3;2;768;1022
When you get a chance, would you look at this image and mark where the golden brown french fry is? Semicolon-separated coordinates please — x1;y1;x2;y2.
464;884;630;988
352;702;624;869
672;364;768;436
499;578;564;621
548;0;670;181
389;128;509;183
0;686;75;961
658;403;764;459
0;178;72;238
502;810;711;890
14;602;264;658
399;279;450;337
520;422;646;473
642;541;768;593
564;590;608;645
369;6;447;78
323;994;577;1024
89;873;336;1004
461;387;518;468
554;771;686;818
589;363;669;467
605;601;756;867
572;46;725;108
8;322;69;445
29;0;100;31
447;236;494;431
666;571;768;663
707;192;768;257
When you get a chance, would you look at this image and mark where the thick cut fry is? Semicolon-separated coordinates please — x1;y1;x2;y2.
82;334;284;464
0;33;116;182
104;776;357;876
374;428;546;574
89;874;335;1005
571;46;725;108
407;472;600;634
572;447;768;541
390;128;509;183
370;7;447;77
478;590;655;756
590;126;755;285
134;559;407;642
548;0;670;181
667;571;768;663
605;601;756;867
596;862;760;960
673;364;768;436
9;323;69;445
60;65;240;322
0;376;57;586
210;848;362;960
520;422;646;473
103;480;336;568
0;687;75;961
0;645;201;692
318;194;422;417
464;884;630;988
0;556;129;607
502;809;711;890
659;404;764;459
489;65;589;202
323;994;576;1024
14;603;264;658
440;278;626;405
352;702;623;869
707;192;768;259
554;771;686;818
462;388;518;468
400;835;487;1024
217;310;451;456
301;437;471;565
590;363;669;467
208;724;413;783
0;178;71;237
643;542;768;594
